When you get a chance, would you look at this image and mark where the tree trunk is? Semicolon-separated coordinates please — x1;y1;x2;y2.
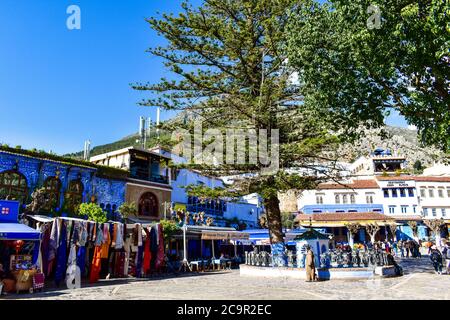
264;194;284;244
263;192;286;267
347;231;354;248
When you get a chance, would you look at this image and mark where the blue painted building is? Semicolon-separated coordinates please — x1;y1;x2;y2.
0;147;127;215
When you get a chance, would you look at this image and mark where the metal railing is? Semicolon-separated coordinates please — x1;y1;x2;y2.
245;249;391;269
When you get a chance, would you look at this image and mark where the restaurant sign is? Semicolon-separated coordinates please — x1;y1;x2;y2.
0;200;20;223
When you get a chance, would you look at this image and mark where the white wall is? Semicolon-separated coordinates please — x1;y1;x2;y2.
416;181;450;219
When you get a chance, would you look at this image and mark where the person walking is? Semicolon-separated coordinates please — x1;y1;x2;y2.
398;240;404;258
442;243;450;274
305;246;316;282
405;240;410;258
430;246;444;274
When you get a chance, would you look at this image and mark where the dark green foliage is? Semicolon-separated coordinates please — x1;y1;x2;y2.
287;0;450;152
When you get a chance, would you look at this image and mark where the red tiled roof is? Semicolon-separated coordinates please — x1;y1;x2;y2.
295;212;395;222
318;179;379;190
376;176;415;181
414;176;450;182
376;175;450;182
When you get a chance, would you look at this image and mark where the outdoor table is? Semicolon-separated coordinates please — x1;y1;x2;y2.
189;260;206;272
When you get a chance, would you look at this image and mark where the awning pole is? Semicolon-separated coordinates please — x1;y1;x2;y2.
183;224;188;262
212;239;215;259
234;241;237;258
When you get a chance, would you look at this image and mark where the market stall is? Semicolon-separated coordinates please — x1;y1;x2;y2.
0;201;43;294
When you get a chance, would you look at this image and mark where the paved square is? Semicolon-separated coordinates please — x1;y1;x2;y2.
7;257;450;300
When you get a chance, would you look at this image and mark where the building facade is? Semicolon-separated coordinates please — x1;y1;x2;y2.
0;148;126;216
90;147;172;221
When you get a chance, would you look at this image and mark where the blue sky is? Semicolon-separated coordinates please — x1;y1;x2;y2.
0;0;408;155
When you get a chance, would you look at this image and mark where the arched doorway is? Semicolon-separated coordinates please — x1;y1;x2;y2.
138;192;158;217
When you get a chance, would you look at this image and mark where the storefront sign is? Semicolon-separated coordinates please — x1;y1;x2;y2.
0;200;19;223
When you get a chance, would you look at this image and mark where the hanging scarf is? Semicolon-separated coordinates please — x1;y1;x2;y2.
54;221;68;287
89;246;102;283
155;224;165;270
143;228;152;275
77;246;86;277
115;223;124;249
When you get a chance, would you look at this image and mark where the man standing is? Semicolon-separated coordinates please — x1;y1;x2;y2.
430;246;443;275
305;246;316;282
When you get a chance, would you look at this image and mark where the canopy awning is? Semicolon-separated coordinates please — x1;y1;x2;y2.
201;230;249;240
0;223;41;241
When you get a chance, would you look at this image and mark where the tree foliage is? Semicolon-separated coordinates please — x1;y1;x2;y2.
133;0;397;244
287;0;450;152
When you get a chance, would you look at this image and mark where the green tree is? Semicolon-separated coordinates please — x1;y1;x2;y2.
133;0;378;254
287;0;450;152
413;160;424;174
78;203;107;223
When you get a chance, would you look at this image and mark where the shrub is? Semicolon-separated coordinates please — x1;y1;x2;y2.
78;203;107;223
118;202;137;219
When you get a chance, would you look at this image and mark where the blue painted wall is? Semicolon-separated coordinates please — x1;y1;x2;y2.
0;151;126;212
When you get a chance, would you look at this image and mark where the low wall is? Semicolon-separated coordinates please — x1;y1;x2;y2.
240;265;376;280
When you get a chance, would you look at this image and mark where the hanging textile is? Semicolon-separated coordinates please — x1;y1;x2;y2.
135;245;144;278
89;245;102;283
115;223;124;249
143;228;152;275
54;220;67;286
114;251;126;278
40;224;51;275
155;223;165;270
47;219;61;276
77;246;86;277
100;224;111;259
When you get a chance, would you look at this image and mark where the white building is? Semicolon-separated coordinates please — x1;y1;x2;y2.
415;176;450;219
150;147;261;228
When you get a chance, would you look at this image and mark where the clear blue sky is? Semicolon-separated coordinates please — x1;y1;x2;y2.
0;0;408;155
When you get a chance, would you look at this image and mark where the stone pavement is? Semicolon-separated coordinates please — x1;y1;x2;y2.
6;256;450;300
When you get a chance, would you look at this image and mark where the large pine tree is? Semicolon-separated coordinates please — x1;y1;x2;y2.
133;0;375;262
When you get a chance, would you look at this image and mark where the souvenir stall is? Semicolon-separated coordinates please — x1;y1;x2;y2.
24;214;167;287
0;201;43;294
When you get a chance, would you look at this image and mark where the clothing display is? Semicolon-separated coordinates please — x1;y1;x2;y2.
23;216;166;285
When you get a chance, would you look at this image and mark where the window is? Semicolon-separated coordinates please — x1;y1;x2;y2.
408;188;414;197
441;208;446;217
350;194;355;204
138;192;159;217
383;189;389;198
429;188;434;198
413;205;417;213
391;189;398;197
342;195;348;204
432;208;437;217
420;188;426;198
400;188;406;197
401;205;408;214
388;206;396;214
438;189;444;198
43;177;61;211
423;208;428;216
0;170;28;204
447;188;450;197
64;179;84;213
316;195;323;204
366;195;374;204
335;194;340;204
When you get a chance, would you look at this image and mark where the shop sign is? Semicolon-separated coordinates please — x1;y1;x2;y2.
0;200;19;223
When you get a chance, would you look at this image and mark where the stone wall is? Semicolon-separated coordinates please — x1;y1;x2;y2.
125;182;172;219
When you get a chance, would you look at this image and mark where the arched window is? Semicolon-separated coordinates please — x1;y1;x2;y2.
335;194;340;204
0;170;28;203
138;192;158;217
350;194;355;204
43;177;61;211
64;179;84;213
